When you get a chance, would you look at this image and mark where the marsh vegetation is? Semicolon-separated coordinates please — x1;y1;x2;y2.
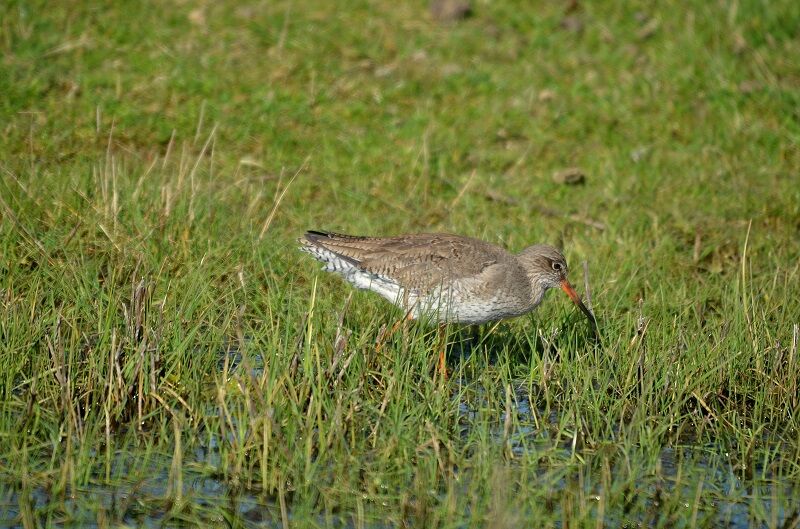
1;0;799;527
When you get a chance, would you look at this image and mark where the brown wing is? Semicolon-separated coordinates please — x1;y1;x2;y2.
300;231;511;292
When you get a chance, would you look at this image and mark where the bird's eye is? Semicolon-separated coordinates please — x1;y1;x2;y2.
551;261;563;272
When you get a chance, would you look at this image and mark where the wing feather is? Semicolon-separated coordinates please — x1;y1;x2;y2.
299;231;510;292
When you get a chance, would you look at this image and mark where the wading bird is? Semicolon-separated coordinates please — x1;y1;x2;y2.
299;230;597;376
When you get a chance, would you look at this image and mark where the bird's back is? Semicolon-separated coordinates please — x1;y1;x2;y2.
299;231;535;323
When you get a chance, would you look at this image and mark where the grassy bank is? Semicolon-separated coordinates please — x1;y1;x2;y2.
1;0;799;527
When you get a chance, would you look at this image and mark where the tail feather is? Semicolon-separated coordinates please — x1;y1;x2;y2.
299;230;362;267
303;230;371;243
303;230;332;243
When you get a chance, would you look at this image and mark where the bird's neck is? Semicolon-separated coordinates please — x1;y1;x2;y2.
528;278;548;309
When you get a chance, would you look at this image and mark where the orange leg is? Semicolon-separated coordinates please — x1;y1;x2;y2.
438;346;448;381
375;310;414;353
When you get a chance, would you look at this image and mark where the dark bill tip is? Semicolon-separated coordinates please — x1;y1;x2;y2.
560;279;599;339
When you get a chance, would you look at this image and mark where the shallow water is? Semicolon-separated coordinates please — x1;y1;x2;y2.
2;391;795;529
2;348;797;528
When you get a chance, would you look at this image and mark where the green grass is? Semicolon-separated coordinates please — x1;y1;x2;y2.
1;0;800;527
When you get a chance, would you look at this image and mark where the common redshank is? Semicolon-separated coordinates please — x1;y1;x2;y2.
298;230;597;335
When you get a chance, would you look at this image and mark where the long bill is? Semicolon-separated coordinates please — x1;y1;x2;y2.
560;279;599;339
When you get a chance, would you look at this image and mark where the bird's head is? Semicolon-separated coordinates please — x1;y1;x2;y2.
518;244;598;336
